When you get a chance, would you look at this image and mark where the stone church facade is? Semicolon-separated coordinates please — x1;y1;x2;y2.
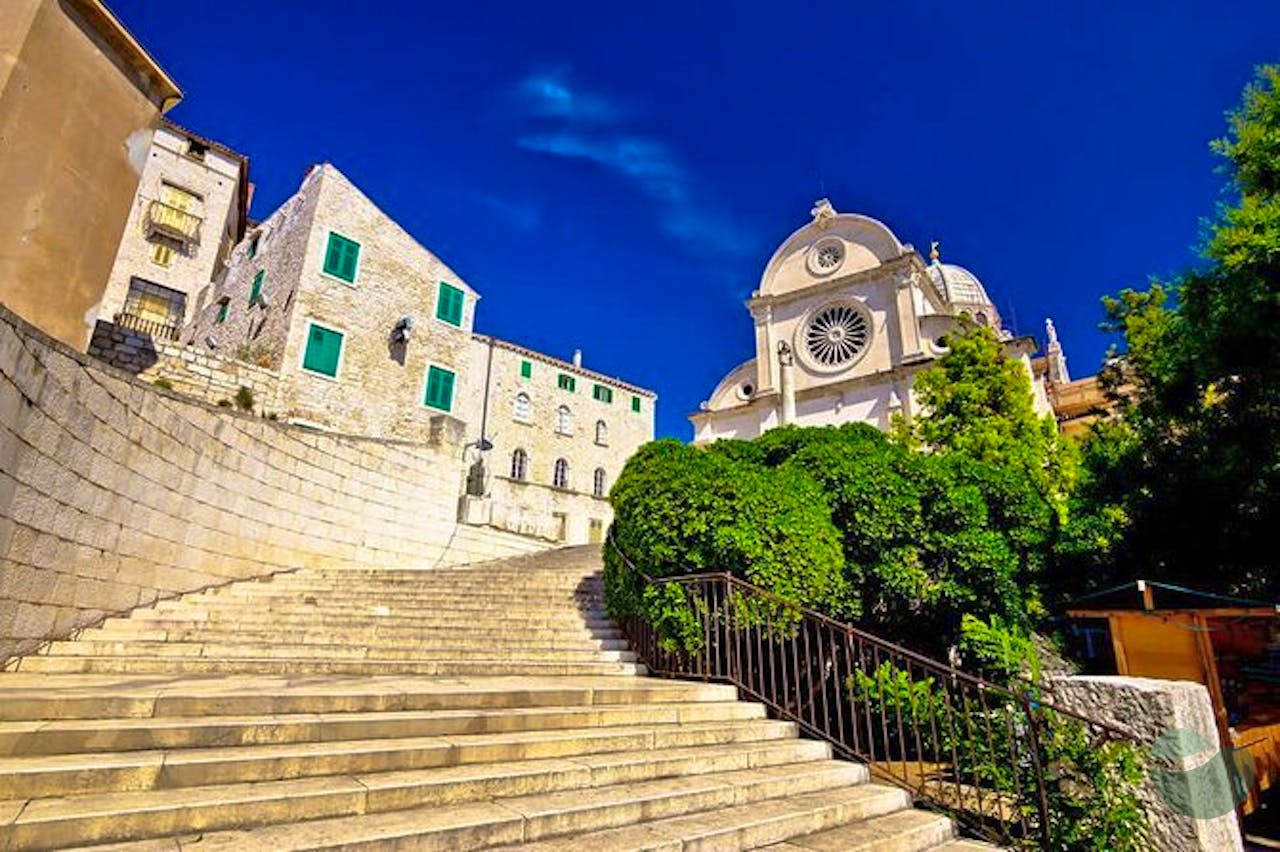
691;200;1064;442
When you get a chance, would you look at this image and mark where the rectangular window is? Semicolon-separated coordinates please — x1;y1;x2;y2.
631;395;641;413
424;365;456;412
592;385;613;404
249;270;264;306
301;323;343;378
322;232;361;283
216;301;230;324
247;233;260;259
150;242;174;268
520;360;532;379
557;373;576;392
435;282;465;327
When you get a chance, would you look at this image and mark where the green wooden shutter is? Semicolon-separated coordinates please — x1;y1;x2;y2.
436;283;464;326
216;302;229;323
341;240;359;281
324;233;360;282
249;271;264;306
520;360;532;379
302;324;343;377
631;395;641;413
425;366;455;411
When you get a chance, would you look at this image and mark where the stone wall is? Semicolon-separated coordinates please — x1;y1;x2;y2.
1049;675;1244;852
0;305;550;662
88;320;281;412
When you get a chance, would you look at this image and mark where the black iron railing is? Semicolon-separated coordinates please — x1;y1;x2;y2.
606;537;1136;848
114;312;181;342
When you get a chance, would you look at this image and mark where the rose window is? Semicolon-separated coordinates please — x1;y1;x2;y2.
807;238;845;275
804;303;870;368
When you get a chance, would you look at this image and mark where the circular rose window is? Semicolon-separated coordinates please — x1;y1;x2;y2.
798;302;871;370
807;237;845;276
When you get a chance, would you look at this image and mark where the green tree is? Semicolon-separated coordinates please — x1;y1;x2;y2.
1082;65;1280;596
906;324;1075;509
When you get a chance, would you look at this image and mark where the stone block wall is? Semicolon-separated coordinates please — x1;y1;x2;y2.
1049;675;1244;851
88;320;281;412
0;305;549;662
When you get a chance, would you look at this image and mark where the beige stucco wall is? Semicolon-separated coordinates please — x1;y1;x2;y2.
0;305;549;663
461;338;655;544
0;0;170;350
98;125;245;324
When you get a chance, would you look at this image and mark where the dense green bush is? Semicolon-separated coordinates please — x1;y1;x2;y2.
605;439;849;635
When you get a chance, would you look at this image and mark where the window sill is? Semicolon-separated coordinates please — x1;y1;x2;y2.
299;367;340;382
555;429;573;437
319;270;359;288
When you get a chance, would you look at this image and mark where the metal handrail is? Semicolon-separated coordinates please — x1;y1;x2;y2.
145;199;203;245
605;531;1135;848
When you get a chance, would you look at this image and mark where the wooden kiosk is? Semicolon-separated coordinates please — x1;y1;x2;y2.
1068;580;1280;814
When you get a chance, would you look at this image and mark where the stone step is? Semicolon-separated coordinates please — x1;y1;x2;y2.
39;641;638;663
20;759;868;851
12;655;645;677
83;621;624;639
122;609;615;628
0;674;739;721
149;599;609;617
0;700;765;756
764;807;958;850
79;626;631;649
204;583;604;596
0;719;805;797
495;783;914;851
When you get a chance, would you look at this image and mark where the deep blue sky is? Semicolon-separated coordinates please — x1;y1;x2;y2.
113;0;1277;439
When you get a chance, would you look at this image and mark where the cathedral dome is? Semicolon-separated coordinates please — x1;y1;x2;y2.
927;262;991;307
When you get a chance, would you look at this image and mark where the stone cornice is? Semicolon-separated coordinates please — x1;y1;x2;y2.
746;253;939;315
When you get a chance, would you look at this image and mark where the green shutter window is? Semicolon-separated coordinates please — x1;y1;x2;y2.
424;365;456;412
436;282;465;327
302;323;343;378
557;374;576;392
520;360;532;379
631;395;641;413
249;270;264;306
323;232;361;283
247;234;259;260
216;302;229;324
592;385;613;404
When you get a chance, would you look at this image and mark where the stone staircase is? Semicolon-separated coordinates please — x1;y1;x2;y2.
0;546;996;850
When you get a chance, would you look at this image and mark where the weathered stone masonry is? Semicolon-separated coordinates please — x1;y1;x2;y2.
0;305;549;662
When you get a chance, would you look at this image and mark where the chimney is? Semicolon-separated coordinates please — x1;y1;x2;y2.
572;349;582;368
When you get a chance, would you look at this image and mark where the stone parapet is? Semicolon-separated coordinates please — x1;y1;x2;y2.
88;319;281;412
0;304;549;662
1049;675;1244;852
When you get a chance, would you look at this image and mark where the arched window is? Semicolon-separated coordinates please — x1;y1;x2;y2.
556;405;572;435
553;458;569;489
593;467;607;498
595;420;608;445
514;392;531;421
510;448;528;481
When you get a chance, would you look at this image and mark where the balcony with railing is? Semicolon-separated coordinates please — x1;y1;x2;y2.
113;312;181;342
144;200;202;247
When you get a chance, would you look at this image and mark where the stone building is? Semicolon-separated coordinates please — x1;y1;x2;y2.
0;0;182;349
97;121;251;340
461;337;655;544
691;200;1059;442
178;162;655;544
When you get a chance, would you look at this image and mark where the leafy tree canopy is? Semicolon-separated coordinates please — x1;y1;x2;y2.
1077;65;1280;597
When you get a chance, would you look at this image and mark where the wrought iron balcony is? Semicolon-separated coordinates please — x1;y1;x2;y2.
144;200;202;246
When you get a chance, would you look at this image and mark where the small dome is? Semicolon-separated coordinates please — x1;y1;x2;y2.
927;262;991;307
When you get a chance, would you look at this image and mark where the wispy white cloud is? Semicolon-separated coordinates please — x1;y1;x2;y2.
512;71;752;259
516;70;627;124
